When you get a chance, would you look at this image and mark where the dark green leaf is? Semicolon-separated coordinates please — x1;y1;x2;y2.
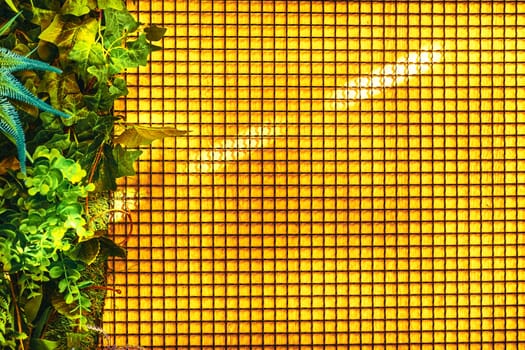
126;33;151;64
41;71;84;115
112;143;142;177
68;239;100;265
94;143;118;191
83;83;115;111
115;124;187;147
109;34;150;73
103;8;138;48
31;306;53;339
108;77;128;98
0;32;16;50
99;236;126;258
23;291;43;323
51;293;75;316
144;24;167;41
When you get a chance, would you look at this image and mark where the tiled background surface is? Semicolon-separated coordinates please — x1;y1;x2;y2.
105;2;525;349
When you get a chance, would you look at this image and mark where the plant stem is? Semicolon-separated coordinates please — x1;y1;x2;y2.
6;274;24;350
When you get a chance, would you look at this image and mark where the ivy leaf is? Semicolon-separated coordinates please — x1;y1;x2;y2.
29;7;57;29
108;77;128;98
69;41;106;86
97;0;125;10
65;17;103;73
69;41;105;69
103;8;138;48
83;83;114;111
109;34;150;74
144;25;167;41
127;34;151;64
41;72;84;116
61;0;91;17
94;143;118;191
39;15;99;60
94;143;141;190
113;143;142;177
86;64;109;84
115;125;187;147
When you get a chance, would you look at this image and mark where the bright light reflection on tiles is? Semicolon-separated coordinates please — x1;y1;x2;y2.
189;42;443;173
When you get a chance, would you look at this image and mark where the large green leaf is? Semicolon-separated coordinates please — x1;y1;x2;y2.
113;143;142;177
69;40;105;67
42;72;84;115
93;143;118;191
65;15;104;74
83;83;114;111
61;0;93;17
109;34;150;73
39;15;98;54
51;293;75;317
115;124;187;147
29;7;57;29
99;236;126;258
67;239;100;265
103;7;138;48
109;76;127;95
23;290;43;323
144;24;167;41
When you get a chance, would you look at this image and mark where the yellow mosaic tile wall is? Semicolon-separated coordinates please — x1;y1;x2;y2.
104;1;525;349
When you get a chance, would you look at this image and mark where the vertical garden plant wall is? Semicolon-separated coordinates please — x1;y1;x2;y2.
0;0;178;348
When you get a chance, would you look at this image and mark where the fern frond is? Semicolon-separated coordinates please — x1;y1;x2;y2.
0;47;62;74
0;49;71;174
0;292;14;345
0;97;26;173
0;68;70;119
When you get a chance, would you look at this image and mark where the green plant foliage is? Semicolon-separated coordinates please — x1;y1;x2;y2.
0;1;172;349
0;146;95;334
115;124;187;148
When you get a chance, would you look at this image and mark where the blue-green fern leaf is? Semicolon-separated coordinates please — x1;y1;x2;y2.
0;96;26;173
0;67;70;119
0;47;62;74
0;48;70;173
